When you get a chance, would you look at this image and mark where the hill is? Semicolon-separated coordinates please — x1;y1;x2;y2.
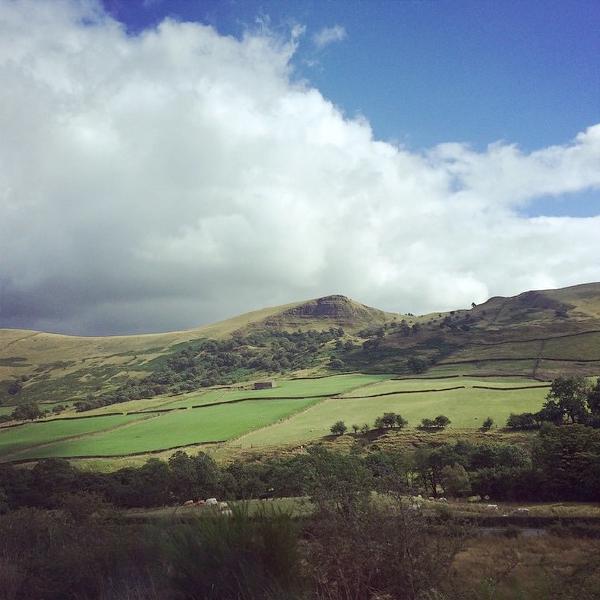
0;295;397;407
1;284;600;412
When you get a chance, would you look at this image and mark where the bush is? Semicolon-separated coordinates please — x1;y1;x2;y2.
306;496;467;600
168;504;302;600
481;416;494;430
330;420;347;436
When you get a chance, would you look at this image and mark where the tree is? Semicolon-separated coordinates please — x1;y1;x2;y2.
434;415;451;429
543;376;591;424
7;380;22;396
441;464;471;497
11;402;43;421
407;356;428;374
419;418;435;430
360;423;370;435
395;414;408;429
330;421;347;436
588;378;600;416
481;417;494;430
419;415;451;431
506;412;539;430
351;424;360;434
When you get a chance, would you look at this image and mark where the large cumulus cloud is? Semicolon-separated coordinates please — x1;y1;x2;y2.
1;0;600;334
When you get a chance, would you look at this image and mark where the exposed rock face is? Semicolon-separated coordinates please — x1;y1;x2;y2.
263;295;390;328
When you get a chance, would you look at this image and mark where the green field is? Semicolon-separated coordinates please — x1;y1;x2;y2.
235;384;548;447
0;414;149;458
155;374;391;411
0;374;560;461
9;397;319;459
340;376;547;397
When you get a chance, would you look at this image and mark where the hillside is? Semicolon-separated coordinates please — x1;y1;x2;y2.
0;295;397;407
358;282;600;380
1;284;600;412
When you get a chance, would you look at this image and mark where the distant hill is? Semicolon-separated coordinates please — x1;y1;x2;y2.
0;295;397;406
369;282;600;380
1;284;600;408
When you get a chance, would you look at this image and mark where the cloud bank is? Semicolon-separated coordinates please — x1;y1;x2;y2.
1;0;600;335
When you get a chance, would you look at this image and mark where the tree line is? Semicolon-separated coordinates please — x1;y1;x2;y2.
2;423;598;513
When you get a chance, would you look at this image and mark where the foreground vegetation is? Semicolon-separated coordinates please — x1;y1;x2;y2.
1;422;599;599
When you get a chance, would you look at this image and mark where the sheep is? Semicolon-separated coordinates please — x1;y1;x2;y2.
205;498;218;506
183;500;194;507
486;504;499;510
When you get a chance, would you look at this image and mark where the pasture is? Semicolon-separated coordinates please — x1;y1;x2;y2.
154;373;390;411
0;413;149;458
8;397;320;459
235;384;548;447
0;373;557;461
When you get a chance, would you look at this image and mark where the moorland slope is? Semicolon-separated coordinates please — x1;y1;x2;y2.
1;283;600;410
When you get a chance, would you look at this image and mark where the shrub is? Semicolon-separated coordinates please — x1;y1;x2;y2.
168;504;302;600
482;416;494;430
330;420;347;436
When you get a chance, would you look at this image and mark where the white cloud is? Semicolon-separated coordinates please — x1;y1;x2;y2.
0;0;599;334
312;24;347;49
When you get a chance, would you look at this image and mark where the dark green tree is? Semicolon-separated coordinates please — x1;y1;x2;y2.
330;420;347;436
11;402;43;421
481;416;494;430
543;376;591;424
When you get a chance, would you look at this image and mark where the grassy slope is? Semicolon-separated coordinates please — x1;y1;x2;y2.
0;414;151;458
0;374;548;461
234;383;548;447
0;297;397;405
11;397;320;459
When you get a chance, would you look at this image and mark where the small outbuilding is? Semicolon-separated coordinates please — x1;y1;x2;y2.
253;381;275;390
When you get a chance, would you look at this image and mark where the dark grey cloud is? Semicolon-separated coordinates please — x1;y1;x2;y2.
1;0;600;335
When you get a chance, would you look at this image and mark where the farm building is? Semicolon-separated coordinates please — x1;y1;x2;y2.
253;381;275;390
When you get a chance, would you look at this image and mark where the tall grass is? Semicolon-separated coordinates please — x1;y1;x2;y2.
167;503;304;600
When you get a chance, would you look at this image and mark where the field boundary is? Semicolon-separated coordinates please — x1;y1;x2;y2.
340;385;466;399
191;393;335;409
439;356;600;366
471;384;551;391
5;439;229;463
290;372;377;380
0;412;161;462
471;328;600;347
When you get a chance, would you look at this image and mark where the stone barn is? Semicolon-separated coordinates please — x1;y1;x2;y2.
253;381;275;390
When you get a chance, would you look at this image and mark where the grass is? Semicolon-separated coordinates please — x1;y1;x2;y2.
11;397;320;459
0;413;150;458
543;331;600;360
234;385;548;447
158;374;391;410
0;375;552;461
340;376;547;397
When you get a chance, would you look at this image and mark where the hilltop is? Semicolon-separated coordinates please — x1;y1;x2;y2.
1;284;600;409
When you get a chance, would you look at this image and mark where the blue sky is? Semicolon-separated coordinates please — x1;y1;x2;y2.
100;0;600;219
102;0;599;151
2;0;600;333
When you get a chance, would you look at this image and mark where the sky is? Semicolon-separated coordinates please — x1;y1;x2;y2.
0;0;599;335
